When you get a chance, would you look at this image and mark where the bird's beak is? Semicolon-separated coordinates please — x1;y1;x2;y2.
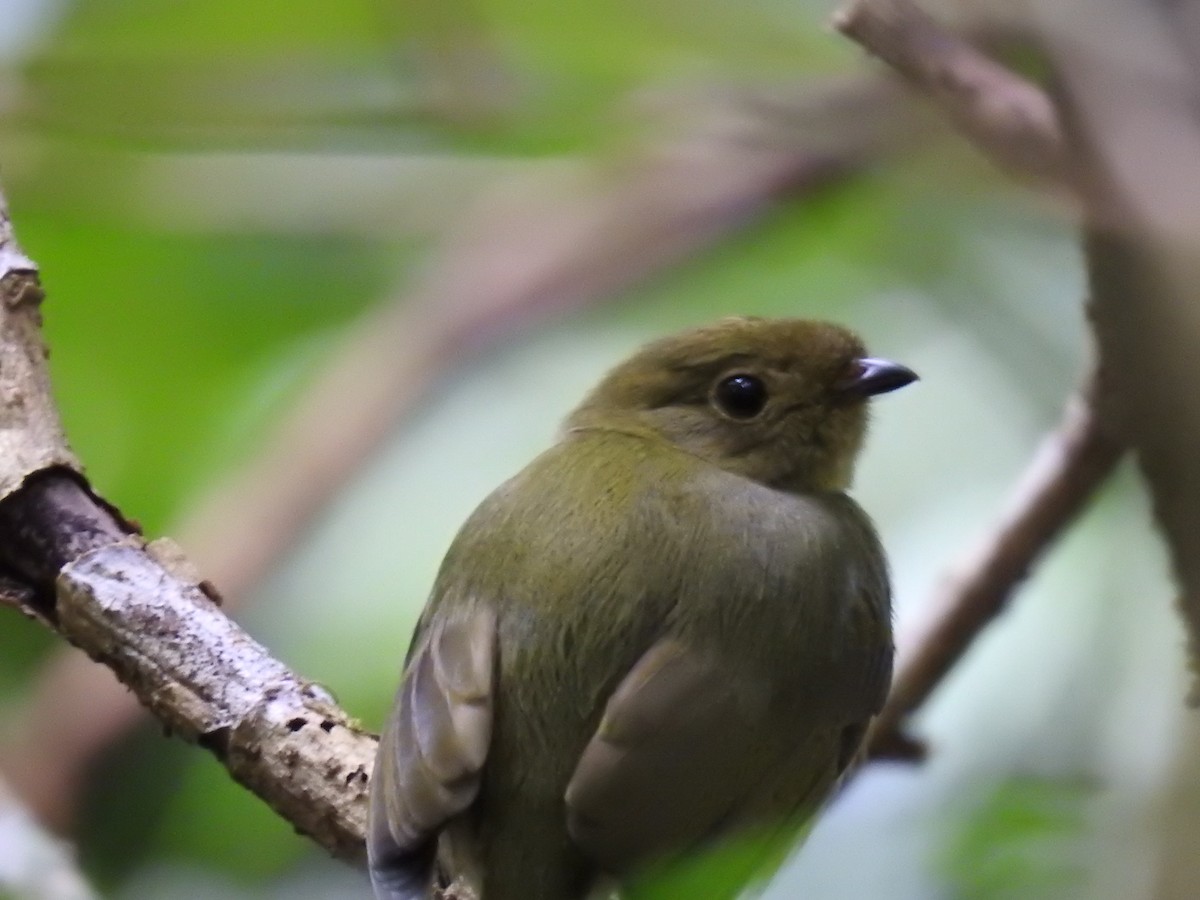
836;358;918;398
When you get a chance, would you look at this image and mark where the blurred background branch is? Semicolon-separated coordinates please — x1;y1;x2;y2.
1037;0;1200;700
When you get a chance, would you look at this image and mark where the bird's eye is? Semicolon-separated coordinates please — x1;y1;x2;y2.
712;374;768;419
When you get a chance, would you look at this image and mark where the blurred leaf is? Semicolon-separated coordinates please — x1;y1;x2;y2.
24;0;401;150
20;0;863;159
626;820;813;900
58;0;390;54
942;776;1093;900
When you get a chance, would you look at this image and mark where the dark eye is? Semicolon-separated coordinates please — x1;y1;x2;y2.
712;374;768;419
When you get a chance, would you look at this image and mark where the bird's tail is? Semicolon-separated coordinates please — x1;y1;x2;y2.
368;830;435;900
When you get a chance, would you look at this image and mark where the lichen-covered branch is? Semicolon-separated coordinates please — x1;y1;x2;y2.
0;197;79;500
0;473;375;861
0;190;375;861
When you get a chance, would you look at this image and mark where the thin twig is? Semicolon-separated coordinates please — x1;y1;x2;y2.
868;368;1124;759
833;0;1068;184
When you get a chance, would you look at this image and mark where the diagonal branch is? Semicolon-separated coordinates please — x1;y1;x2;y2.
869;367;1124;759
0;190;374;861
0;478;377;863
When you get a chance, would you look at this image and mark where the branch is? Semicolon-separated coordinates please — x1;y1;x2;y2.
869;367;1124;759
0;204;78;497
0;190;373;861
0;480;376;862
827;0;1130;764
1036;0;1200;700
833;0;1067;184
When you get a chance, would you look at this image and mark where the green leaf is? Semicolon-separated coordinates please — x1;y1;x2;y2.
626;819;815;900
942;776;1094;900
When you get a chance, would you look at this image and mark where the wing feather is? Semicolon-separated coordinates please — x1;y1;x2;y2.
368;607;497;900
564;640;769;874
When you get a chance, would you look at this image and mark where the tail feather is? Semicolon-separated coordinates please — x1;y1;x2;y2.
368;834;435;900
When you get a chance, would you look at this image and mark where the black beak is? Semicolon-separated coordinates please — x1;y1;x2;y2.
836;357;918;398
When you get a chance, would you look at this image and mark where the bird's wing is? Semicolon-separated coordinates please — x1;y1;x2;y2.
368;607;496;900
564;638;778;875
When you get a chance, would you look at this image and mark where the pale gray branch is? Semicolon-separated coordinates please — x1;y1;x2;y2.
0;191;79;499
0;479;375;862
57;540;374;859
0;188;375;860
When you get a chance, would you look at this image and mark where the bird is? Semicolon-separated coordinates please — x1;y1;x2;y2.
367;316;916;900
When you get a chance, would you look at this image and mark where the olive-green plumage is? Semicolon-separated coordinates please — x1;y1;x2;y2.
368;317;916;900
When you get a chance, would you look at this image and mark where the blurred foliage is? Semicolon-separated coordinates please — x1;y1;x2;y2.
943;777;1092;900
626;819;813;900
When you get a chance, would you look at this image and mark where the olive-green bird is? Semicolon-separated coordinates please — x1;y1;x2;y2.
368;317;916;900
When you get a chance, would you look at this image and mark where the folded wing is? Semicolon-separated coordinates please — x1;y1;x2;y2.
564;639;778;874
368;608;496;900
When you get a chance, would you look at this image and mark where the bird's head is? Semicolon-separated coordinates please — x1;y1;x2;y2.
566;317;916;492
